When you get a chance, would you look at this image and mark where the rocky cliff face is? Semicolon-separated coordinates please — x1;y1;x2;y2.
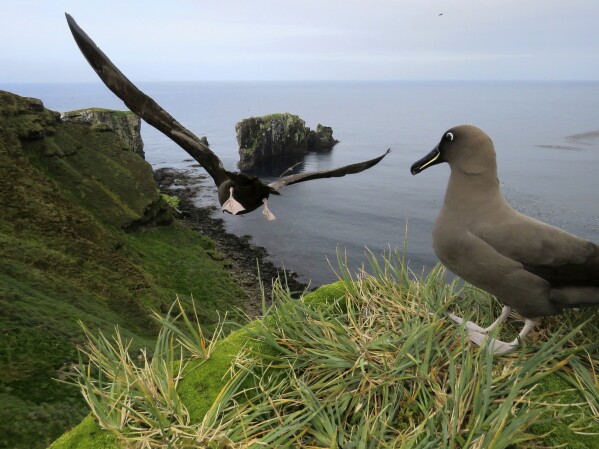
62;108;145;159
236;113;338;170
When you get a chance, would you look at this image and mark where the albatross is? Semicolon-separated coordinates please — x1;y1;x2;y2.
65;14;390;220
411;125;599;354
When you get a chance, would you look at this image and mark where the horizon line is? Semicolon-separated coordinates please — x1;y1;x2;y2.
3;78;599;85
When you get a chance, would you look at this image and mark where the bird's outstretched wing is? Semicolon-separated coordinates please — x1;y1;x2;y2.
268;149;390;191
65;13;229;186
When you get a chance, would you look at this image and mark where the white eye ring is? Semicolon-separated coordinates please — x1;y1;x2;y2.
446;132;454;141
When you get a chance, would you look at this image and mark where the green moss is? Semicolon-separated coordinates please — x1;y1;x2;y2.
303;281;346;306
528;374;599;449
48;320;279;449
66;108;131;118
160;193;180;210
47;416;118;449
124;225;247;330
178;325;259;422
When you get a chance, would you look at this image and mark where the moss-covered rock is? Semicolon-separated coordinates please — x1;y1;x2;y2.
61;108;144;159
235;113;338;170
308;123;339;150
0;91;61;140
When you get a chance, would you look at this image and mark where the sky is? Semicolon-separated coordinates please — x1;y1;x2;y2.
1;0;599;83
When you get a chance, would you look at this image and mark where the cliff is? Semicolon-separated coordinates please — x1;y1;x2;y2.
0;91;248;449
61;108;144;159
236;113;338;170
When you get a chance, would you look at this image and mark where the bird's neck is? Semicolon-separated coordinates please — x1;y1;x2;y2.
442;168;508;216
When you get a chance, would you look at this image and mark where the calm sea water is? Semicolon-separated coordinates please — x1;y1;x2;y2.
6;81;599;285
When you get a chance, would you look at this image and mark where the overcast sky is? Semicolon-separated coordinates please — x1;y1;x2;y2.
2;0;599;83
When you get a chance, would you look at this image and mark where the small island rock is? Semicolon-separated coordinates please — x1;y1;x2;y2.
236;113;338;170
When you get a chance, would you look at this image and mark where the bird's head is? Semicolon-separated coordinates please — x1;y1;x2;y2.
217;172;280;214
411;125;496;176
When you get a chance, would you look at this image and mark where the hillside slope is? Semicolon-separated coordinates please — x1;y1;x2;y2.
0;91;248;449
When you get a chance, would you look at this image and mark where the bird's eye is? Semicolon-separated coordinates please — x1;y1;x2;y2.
445;132;454;141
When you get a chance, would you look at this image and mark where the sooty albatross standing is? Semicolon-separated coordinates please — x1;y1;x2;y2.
411;125;599;354
65;14;390;220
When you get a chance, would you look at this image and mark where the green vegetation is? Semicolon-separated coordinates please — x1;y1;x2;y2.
51;251;599;449
64;108;131;117
159;193;180;211
0;91;248;449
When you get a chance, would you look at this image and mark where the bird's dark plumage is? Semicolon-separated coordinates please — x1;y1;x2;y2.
65;14;389;219
411;124;599;353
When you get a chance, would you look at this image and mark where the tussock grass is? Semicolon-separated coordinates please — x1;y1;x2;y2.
205;250;598;448
68;299;225;448
70;250;599;449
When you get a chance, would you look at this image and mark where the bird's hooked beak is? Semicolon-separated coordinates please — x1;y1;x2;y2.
410;144;442;175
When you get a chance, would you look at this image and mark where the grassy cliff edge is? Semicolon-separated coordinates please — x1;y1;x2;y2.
0;91;248;449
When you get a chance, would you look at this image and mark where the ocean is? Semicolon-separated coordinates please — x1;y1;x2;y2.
6;81;599;285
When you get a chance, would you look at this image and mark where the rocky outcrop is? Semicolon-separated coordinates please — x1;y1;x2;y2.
308;124;338;150
0;92;61;139
62;108;145;159
236;113;338;170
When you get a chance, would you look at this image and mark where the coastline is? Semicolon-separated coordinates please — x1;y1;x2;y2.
155;168;310;317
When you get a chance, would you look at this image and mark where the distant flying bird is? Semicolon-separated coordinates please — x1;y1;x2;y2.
411;125;599;354
438;13;443;16
65;14;390;220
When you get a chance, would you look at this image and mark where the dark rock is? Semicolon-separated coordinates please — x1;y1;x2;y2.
61;108;145;159
308;124;339;150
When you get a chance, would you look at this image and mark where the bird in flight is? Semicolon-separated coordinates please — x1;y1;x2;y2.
65;14;390;221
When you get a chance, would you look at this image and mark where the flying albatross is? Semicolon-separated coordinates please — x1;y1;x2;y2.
411;125;599;354
65;14;390;220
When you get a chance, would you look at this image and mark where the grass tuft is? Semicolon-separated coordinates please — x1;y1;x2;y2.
66;250;599;448
67;298;228;449
206;249;599;448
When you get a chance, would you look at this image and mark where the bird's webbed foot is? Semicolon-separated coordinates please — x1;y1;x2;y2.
449;313;537;356
466;332;520;355
221;187;246;215
448;312;489;334
262;198;276;221
448;306;511;334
